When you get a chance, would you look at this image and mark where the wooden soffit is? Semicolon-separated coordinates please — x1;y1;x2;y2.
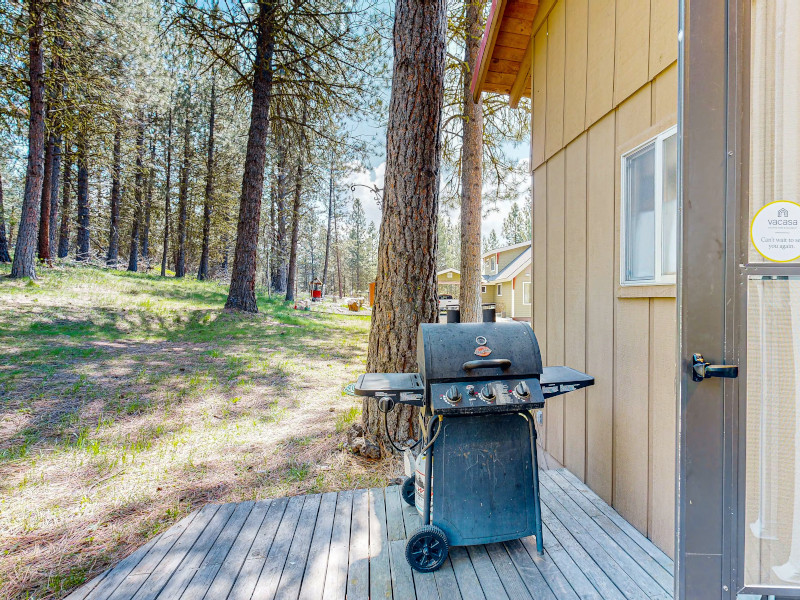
471;0;539;107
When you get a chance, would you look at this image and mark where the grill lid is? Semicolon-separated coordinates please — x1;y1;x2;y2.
417;321;542;383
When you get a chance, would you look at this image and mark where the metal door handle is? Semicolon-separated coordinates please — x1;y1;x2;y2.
692;353;739;382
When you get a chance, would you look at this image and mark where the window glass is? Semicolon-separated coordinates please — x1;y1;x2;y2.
661;133;678;275
624;143;656;281
523;282;531;304
496;284;502;296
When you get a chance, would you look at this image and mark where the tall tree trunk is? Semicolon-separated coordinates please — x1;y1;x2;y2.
285;106;308;302
321;159;334;297
142;136;155;266
128;115;145;272
75;132;90;261
198;78;215;281
106;119;122;266
11;1;46;279
334;210;343;298
225;0;276;312
0;174;10;262
175;114;190;278
37;132;54;261
459;0;485;323
57;144;72;258
47;134;61;253
364;0;446;449
267;183;275;291
273;142;288;293
161;108;173;276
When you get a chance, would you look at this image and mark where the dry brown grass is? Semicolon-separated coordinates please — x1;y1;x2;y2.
0;264;400;599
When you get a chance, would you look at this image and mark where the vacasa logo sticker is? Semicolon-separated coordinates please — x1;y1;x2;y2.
751;200;800;262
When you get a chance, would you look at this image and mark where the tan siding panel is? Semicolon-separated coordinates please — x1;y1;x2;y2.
652;61;678;127
585;112;615;503
545;1;566;159
613;299;650;534
648;298;677;557
563;0;588;145
585;0;615;127
546;150;566;464
613;0;650;106
533;164;548;363
649;0;678;78
532;28;548;167
564;134;588;480
616;83;652;149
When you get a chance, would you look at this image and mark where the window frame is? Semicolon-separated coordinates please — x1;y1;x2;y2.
496;284;502;296
619;125;678;287
522;281;531;305
481;285;487;294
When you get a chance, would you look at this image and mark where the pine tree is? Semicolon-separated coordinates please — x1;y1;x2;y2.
501;201;531;245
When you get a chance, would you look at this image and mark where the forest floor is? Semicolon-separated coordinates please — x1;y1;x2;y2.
0;263;395;600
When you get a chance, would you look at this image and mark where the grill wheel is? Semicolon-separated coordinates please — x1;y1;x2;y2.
401;476;415;506
405;525;449;573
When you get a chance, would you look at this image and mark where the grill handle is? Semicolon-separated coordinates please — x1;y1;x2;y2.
462;358;512;371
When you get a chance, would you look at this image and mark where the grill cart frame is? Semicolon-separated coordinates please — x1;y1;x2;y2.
355;321;594;573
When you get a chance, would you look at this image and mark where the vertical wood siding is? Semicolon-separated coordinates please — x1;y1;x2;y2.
529;0;678;556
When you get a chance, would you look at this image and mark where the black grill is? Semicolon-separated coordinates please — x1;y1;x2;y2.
354;320;594;574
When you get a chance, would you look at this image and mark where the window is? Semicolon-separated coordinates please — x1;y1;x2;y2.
496;284;502;296
620;126;678;285
481;285;487;293
490;256;496;272
523;282;531;305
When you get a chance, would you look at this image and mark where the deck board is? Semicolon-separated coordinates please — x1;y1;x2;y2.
65;469;675;600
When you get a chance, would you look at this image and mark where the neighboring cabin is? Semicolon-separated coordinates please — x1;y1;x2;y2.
480;241;532;322
473;0;679;557
435;241;532;321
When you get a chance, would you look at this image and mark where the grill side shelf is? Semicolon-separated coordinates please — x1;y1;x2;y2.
354;373;425;406
540;366;595;399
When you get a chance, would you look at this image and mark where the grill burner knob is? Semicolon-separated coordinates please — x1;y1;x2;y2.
445;385;461;403
480;385;495;402
514;381;531;399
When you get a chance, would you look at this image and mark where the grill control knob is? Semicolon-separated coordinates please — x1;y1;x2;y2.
514;381;531;399
480;385;495;402
445;385;461;403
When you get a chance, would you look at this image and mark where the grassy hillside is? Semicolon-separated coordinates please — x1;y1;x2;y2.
0;264;388;599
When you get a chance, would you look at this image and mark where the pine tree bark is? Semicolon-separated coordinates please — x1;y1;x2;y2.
37;132;54;261
0;174;11;262
273;142;288;293
128;115;145;272
175;115;190;278
11;0;46;279
106;120;122;266
198;78;215;281
47;134;61;253
57;144;72;258
225;0;276;312
321;159;334;296
334;209;343;298
285;105;308;302
161;108;173;276
459;0;485;323
364;0;446;449
75;132;90;261
142;137;155;265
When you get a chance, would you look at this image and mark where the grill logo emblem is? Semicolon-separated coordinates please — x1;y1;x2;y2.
475;346;492;357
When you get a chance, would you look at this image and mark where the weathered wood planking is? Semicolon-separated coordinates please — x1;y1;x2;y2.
65;473;674;600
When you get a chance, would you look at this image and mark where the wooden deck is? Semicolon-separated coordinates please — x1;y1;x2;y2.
65;468;674;600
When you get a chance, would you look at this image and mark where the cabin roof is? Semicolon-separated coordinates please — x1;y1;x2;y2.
471;0;540;107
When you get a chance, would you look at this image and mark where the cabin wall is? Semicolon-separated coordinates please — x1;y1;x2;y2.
529;0;678;556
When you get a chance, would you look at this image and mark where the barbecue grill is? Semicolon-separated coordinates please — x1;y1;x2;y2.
355;319;594;573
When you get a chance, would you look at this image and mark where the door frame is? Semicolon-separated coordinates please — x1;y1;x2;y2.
679;0;800;597
677;0;742;598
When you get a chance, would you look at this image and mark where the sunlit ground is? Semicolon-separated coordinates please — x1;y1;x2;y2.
0;264;395;599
